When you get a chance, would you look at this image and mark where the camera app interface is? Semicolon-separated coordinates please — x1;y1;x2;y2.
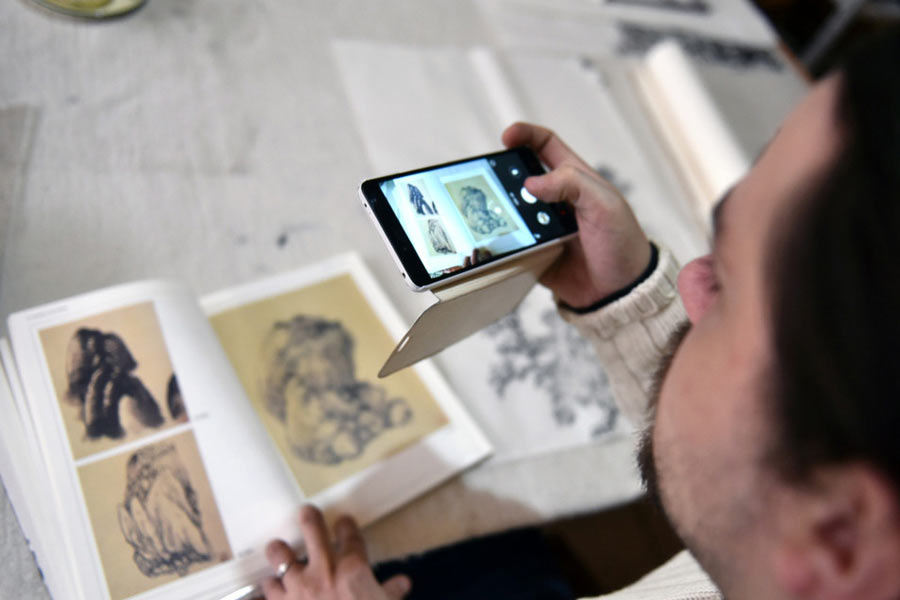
379;154;568;280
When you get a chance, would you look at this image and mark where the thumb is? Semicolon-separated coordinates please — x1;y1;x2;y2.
381;574;412;599
524;164;586;207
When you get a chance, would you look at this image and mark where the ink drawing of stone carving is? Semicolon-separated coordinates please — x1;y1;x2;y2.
408;182;437;216
65;328;165;439
420;217;456;256
207;272;448;496
117;443;212;577
40;301;187;460
485;305;618;440
261;315;413;465
77;429;231;600
444;174;519;241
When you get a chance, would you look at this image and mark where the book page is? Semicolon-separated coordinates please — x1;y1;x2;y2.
6;281;301;600
0;341;75;600
203;254;491;524
208;274;447;496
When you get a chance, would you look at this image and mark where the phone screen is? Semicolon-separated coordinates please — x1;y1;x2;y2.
361;148;577;288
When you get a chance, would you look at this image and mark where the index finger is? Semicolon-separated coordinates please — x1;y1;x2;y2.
501;122;590;171
298;504;333;574
334;515;368;562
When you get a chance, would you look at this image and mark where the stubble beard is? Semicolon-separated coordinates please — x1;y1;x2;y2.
637;321;690;517
636;322;729;585
636;321;762;598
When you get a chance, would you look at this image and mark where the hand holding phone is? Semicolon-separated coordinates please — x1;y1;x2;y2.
502;123;652;308
359;146;578;291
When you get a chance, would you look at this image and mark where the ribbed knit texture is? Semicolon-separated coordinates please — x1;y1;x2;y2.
593;551;721;600
559;244;686;429
559;244;723;600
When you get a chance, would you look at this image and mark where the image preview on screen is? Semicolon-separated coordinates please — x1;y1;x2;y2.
379;156;564;280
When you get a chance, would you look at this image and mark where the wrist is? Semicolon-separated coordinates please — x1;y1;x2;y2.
560;242;659;314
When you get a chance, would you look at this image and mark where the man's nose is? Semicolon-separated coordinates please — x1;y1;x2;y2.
677;254;716;324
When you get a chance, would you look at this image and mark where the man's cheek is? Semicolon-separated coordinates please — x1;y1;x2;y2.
654;350;725;484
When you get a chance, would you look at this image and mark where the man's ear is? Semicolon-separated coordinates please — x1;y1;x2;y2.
773;464;900;600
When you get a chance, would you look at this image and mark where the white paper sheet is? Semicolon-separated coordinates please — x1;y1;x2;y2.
637;41;750;219
690;57;808;167
332;40;516;175
436;285;633;458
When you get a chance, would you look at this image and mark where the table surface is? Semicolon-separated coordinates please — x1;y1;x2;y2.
0;1;803;598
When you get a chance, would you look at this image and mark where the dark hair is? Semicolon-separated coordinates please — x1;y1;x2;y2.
768;28;900;487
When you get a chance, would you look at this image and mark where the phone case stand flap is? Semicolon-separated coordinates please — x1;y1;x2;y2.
379;246;563;378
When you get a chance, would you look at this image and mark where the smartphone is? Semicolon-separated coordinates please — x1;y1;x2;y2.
359;147;578;291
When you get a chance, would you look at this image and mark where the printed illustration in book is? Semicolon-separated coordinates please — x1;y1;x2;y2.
39;301;187;460
78;430;232;600
209;273;448;496
36;300;232;600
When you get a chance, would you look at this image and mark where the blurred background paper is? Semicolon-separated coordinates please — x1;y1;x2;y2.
637;40;752;224
438;285;631;462
332;41;519;175
478;0;777;52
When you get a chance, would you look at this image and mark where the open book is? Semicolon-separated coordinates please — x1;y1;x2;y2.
0;253;491;600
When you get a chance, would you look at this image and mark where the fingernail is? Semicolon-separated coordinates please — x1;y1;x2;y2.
300;504;320;522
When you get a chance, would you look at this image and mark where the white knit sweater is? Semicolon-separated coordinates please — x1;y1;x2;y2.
559;245;722;600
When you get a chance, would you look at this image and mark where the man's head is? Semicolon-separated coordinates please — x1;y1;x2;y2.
642;30;900;600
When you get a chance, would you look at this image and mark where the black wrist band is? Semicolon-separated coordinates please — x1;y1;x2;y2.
560;242;659;315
